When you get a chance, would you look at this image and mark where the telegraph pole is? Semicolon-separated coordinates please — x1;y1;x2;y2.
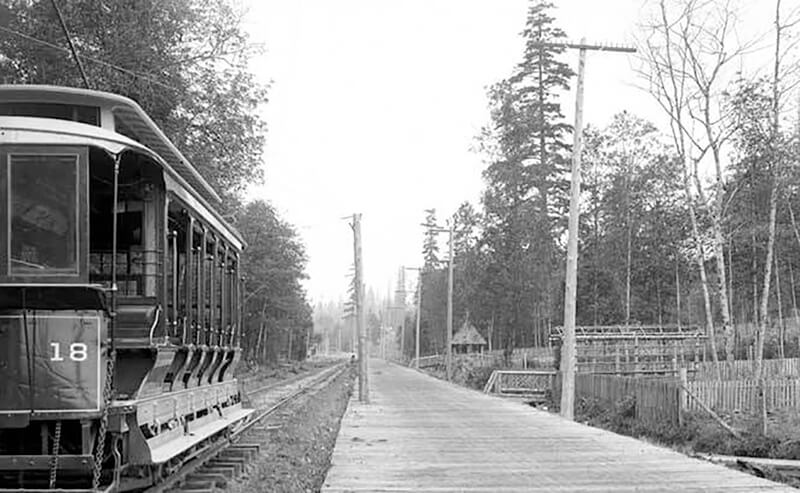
396;267;407;357
415;274;422;368
403;266;422;368
381;293;388;360
350;213;369;403
426;223;455;381
446;223;454;381
540;38;635;420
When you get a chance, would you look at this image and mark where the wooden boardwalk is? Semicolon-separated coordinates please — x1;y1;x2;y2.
323;360;793;492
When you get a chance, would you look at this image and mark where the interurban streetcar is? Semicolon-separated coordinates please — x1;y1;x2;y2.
0;85;251;491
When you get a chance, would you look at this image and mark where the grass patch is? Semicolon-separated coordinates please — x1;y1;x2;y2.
567;393;800;464
423;360;508;391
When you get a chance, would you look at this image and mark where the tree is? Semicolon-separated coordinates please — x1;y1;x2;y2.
639;0;756;364
471;1;573;349
578;112;687;327
504;0;574;221
422;208;440;269
238;200;311;363
0;0;267;207
726;0;800;385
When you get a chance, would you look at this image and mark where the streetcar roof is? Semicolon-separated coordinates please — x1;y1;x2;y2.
0;115;245;250
0;84;221;204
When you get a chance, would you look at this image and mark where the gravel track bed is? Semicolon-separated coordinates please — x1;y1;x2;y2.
226;366;355;493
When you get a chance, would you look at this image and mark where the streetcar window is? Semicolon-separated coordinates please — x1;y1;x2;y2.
0;102;100;126
8;154;79;275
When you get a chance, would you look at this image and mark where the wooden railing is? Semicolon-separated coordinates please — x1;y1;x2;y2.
483;370;556;400
409;347;556;370
410;354;443;368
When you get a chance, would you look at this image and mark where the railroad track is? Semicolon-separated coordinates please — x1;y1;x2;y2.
238;359;340;394
145;361;351;493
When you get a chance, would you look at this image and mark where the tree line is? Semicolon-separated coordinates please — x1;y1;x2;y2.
409;0;800;369
1;0;312;363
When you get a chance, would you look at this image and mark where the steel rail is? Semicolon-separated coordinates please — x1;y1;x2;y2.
145;362;350;493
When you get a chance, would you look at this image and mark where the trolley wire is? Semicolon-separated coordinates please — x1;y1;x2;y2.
0;24;177;92
48;0;90;89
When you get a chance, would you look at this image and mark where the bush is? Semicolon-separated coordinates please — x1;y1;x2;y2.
772;439;800;460
464;366;498;390
732;434;779;458
575;394;697;446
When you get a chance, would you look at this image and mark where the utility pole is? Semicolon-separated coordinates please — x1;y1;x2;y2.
540;38;635;420
397;267;407;358
381;293;388;360
350;213;369;403
446;222;454;381
415;273;422;368
403;266;422;367
426;223;454;381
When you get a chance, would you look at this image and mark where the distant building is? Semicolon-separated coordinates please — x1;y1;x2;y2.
451;320;488;354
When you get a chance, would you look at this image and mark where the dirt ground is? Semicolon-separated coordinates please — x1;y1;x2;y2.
227;366;355;493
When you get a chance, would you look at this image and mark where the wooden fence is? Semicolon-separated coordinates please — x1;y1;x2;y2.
573;374;681;426
410;347;556;370
693;358;800;380
470;347;555;368
570;370;800;426
411;355;443;368
685;378;800;413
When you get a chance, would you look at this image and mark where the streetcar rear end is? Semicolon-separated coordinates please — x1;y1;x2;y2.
0;85;251;491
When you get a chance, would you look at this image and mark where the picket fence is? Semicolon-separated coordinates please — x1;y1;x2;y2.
685;378;800;413
693;358;800;380
573;374;681;426
572;360;800;426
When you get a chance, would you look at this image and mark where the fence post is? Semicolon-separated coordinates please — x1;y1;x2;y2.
672;344;678;374
678;368;687;426
624;341;630;368
692;337;699;372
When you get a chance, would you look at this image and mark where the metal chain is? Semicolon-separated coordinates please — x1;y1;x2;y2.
48;420;62;489
93;351;115;491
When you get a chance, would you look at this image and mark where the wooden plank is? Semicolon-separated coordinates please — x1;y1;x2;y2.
323;360;793;492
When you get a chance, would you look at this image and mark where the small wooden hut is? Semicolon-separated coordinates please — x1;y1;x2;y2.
451;320;488;354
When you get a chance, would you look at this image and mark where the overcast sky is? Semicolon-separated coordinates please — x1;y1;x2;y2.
242;0;777;304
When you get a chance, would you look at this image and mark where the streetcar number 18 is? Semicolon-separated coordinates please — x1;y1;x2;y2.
50;342;88;362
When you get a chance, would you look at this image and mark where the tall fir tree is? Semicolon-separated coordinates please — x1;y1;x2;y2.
422;208;440;270
473;0;573;347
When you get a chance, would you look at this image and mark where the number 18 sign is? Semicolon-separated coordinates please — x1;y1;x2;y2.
0;313;101;413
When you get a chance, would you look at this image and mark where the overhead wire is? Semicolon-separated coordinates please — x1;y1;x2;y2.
0;24;177;92
49;0;90;89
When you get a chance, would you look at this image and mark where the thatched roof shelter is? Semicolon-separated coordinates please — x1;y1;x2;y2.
452;321;487;353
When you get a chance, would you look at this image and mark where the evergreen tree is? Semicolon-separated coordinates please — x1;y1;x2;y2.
472;0;573;347
508;0;574;217
422;208;440;270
